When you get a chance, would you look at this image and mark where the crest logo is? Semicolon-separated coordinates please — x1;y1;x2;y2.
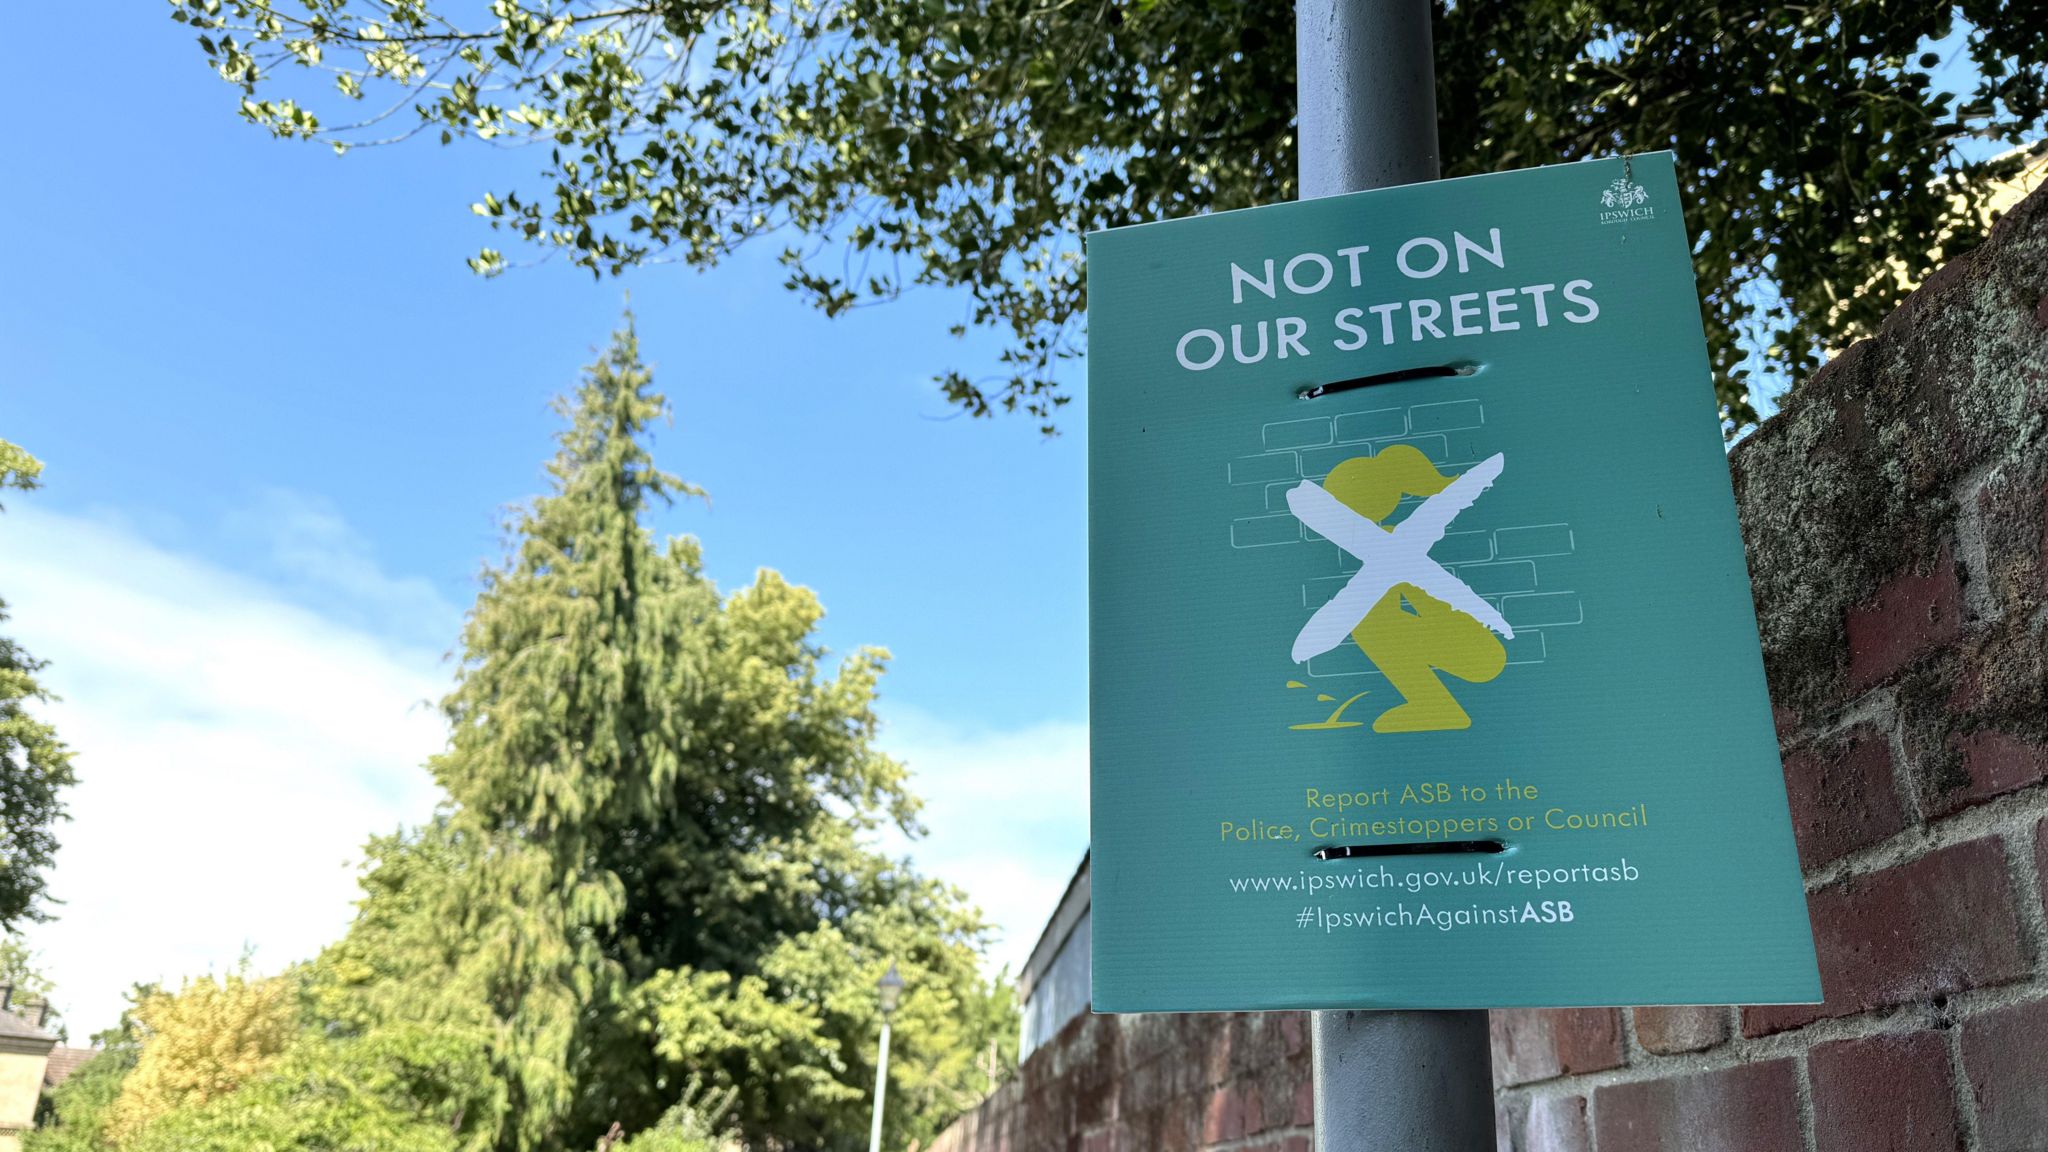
1598;176;1654;224
1600;178;1648;208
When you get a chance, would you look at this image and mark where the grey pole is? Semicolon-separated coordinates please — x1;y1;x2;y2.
1294;1;1497;1150
1296;0;1440;196
1310;1009;1493;1150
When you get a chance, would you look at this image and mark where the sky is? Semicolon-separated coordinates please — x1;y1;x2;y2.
1;13;1089;1035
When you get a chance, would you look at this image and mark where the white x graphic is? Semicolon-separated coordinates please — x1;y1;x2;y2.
1286;452;1515;664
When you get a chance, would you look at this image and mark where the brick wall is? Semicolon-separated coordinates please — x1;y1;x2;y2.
926;1010;1316;1152
931;183;2048;1152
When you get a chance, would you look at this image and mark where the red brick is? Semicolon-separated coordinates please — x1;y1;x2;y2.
1809;1030;1959;1152
1743;837;2026;1035
1521;1094;1591;1152
1280;1011;1305;1057
1241;1082;1264;1135
1594;1060;1801;1152
1490;1009;1624;1087
1847;545;1964;690
1631;1007;1729;1055
1495;1093;1591;1152
1781;727;1906;868
1079;1127;1119;1152
1961;997;2048;1152
1147;1099;1197;1152
1975;463;2048;609
1949;730;2048;807
1200;1020;1235;1085
1200;1085;1242;1145
1291;1078;1312;1127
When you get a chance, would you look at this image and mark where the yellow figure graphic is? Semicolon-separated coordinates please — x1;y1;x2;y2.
1286;682;1373;730
1318;446;1506;733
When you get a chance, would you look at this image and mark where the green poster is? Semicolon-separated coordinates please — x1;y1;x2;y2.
1086;154;1820;1011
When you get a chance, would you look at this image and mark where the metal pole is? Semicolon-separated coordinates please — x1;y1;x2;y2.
1294;1;1496;1149
868;1016;893;1152
1296;0;1439;196
1311;1010;1493;1150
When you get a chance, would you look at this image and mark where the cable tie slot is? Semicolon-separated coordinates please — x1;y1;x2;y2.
1312;839;1505;861
1298;361;1479;401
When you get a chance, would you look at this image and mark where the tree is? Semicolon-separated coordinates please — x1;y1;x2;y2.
30;970;498;1152
1;440;76;929
26;985;157;1152
309;318;1013;1152
600;1081;734;1152
26;1047;138;1152
116;1021;497;1152
0;934;61;1037
16;321;1013;1152
0;935;56;1004
103;969;299;1144
171;1;2048;432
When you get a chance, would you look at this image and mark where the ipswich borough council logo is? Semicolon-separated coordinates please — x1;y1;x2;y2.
1598;176;1654;225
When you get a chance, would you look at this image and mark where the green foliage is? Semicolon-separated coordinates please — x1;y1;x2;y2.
104;969;300;1143
171;1;2048;432
0;439;44;502
602;1081;734;1152
26;1045;138;1152
0;440;76;930
0;934;61;1038
301;319;1012;1151
18;321;1015;1152
116;1022;497;1152
30;971;496;1152
0;934;56;1003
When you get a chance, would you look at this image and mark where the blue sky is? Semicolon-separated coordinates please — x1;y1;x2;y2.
3;12;1089;1033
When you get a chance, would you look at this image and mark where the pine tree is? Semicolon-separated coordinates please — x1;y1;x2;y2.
325;319;1014;1151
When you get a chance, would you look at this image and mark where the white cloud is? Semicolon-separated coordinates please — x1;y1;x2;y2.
222;488;463;648
875;711;1090;975
0;499;1088;1034
0;504;449;1036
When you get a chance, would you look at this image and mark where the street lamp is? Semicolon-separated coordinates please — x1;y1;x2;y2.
868;963;904;1152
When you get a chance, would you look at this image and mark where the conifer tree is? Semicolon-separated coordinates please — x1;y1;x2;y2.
328;320;1011;1151
24;325;1013;1152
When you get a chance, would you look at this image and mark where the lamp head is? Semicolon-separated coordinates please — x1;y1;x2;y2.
878;962;905;1015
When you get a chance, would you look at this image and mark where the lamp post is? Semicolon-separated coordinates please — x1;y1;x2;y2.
1294;4;1495;1148
868;963;904;1152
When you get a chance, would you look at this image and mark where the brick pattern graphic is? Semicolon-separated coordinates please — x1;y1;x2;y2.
928;179;2048;1152
1226;397;1583;682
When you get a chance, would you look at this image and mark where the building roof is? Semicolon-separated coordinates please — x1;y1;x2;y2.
0;1010;52;1042
1017;851;1090;1006
44;1046;96;1089
0;1006;56;1054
